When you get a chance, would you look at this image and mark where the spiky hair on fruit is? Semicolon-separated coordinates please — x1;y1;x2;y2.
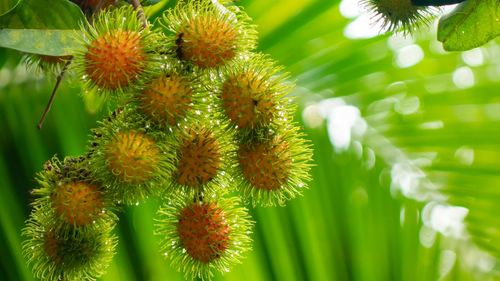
23;54;72;76
89;107;175;205
22;206;117;281
362;0;436;33
161;0;257;69
217;53;294;134
155;195;253;280
167;102;236;188
131;61;206;129
30;156;116;232
72;6;161;100
167;115;236;197
235;124;313;207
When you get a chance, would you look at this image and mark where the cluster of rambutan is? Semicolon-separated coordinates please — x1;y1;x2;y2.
22;1;312;280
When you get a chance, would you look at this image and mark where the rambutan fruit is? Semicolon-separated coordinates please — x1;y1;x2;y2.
362;0;435;33
236;125;313;206
137;72;195;127
22;207;117;281
168;119;235;196
30;156;116;231
161;0;257;69
73;6;160;99
155;195;253;280
24;54;72;75
89;107;175;205
51;181;103;226
105;131;160;183
219;54;293;132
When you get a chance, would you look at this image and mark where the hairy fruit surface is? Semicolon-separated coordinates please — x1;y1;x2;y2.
178;202;230;263
51;181;103;226
177;14;238;68
222;71;275;129
105;130;160;184
139;74;193;126
238;137;292;190
85;30;145;90
175;128;221;187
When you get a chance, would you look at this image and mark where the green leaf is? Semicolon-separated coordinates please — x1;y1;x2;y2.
0;29;81;56
437;0;500;51
0;0;85;29
0;0;21;17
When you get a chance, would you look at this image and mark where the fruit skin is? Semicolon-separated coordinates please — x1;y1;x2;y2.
51;181;104;226
362;0;435;33
22;206;117;281
155;195;253;281
218;53;293;134
167;114;236;197
177;202;230;263
161;0;257;69
89;107;175;205
72;6;162;100
133;61;204;128
30;156;116;232
235;124;314;207
85;30;145;90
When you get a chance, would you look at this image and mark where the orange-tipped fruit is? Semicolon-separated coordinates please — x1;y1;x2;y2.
139;74;193;126
51;181;103;226
178;202;230;263
105;131;160;184
175;128;221;187
85;30;145;90
238;137;292;191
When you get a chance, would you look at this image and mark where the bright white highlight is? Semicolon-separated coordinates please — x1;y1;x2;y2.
462;48;484;67
422;203;469;238
452;67;475;89
395;44;424;68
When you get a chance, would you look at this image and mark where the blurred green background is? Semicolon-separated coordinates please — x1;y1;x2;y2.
1;0;499;280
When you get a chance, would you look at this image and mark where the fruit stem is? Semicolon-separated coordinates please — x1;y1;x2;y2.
130;0;148;29
37;59;71;130
411;0;466;6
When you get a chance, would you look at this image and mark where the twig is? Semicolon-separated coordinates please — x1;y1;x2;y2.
37;60;72;130
130;0;148;29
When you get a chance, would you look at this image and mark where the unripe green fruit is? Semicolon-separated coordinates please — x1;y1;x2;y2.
51;181;104;226
105;130;160;184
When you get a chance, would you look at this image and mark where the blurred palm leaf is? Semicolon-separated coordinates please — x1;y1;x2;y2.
0;0;499;280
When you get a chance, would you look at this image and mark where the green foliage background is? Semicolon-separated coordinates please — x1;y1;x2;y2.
0;0;499;280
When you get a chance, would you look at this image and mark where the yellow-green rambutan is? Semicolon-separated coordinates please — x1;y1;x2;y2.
235;124;313;206
22;206;117;281
89;107;175;205
73;6;161;99
155;195;253;280
132;59;207;129
219;53;293;134
161;0;257;69
167;116;236;197
30;156;116;232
